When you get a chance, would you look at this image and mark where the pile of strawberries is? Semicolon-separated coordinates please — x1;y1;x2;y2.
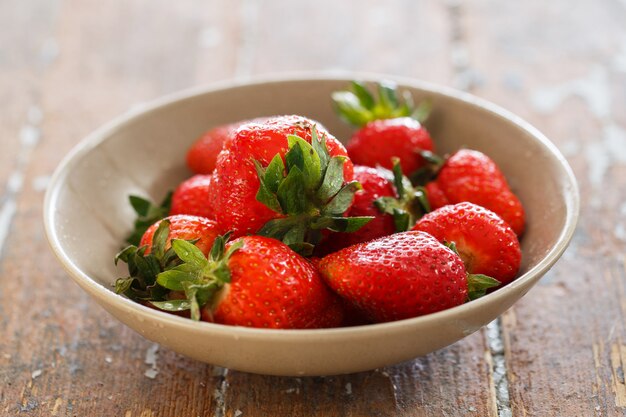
115;81;525;329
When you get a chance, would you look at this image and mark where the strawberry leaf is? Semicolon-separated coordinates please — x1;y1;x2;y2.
276;165;307;214
412;99;433;123
264;154;286;193
151;219;170;261
350;81;375;109
114;277;135;295
467;274;500;301
311;126;330;173
283;223;307;246
115;245;137;266
287;135;321;191
323;181;362;215
126;192;172;246
326;216;373;233
332;80;430;127
317;156;346;202
374;159;430;232
156;270;196;291
171;239;208;269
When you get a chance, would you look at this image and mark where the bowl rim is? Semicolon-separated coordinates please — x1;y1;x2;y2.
43;72;580;340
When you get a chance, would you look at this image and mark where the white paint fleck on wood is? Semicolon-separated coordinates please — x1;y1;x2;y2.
530;65;610;119
144;343;159;379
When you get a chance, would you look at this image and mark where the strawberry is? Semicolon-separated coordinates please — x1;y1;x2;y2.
169;174;214;219
316;165;396;254
115;216;219;304
155;235;344;328
208;115;371;255
318;231;498;323
333;80;434;175
317;160;431;254
140;214;221;256
412;202;521;285
185;117;269;174
423;149;525;236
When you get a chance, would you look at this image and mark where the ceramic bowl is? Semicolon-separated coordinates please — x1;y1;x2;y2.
44;75;579;376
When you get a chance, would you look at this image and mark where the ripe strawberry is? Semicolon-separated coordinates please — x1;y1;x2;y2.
186;117;269;174
333;81;434;175
318;231;497;323
424;149;526;236
317;165;396;254
209;115;371;255
155;235;344;328
115;216;219;304
412;202;521;285
140;214;220;256
318;159;432;253
169;174;214;219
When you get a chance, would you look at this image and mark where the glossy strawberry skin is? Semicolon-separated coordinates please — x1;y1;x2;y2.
412;202;521;285
318;231;467;323
169;174;214;219
186;117;270;175
203;236;344;329
426;149;525;236
140;214;221;256
346;117;434;175
209;115;354;237
318;166;396;254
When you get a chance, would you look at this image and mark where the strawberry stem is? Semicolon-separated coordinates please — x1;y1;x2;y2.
332;80;432;127
254;126;373;256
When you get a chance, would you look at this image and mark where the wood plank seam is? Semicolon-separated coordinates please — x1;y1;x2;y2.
446;1;512;416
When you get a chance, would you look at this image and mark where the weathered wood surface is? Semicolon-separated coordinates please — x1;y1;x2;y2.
0;0;623;416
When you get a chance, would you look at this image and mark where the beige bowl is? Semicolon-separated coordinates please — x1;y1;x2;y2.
44;75;579;376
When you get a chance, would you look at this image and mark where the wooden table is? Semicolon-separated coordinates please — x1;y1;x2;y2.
1;1;624;415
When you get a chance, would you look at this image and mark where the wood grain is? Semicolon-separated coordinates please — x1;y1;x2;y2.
463;0;626;415
2;0;621;416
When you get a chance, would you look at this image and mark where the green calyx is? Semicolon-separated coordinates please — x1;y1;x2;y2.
126;192;172;246
374;158;431;232
409;150;446;186
115;219;181;303
155;233;243;321
442;241;501;301
331;80;432;127
466;274;501;301
254;127;372;256
115;220;242;321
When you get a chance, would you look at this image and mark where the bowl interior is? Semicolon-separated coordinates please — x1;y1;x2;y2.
45;77;578;375
51;78;571;283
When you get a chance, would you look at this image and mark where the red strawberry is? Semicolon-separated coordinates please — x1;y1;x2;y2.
140;214;220;256
169;174;214;219
318;165;396;254
333;81;434;175
425;149;525;236
186;117;270;174
115;215;220;306
346;117;434;175
318;231;471;323
155;235;343;328
209;115;370;255
412;202;521;285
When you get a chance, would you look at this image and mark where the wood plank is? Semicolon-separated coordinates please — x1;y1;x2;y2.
221;2;498;416
0;1;242;416
463;0;626;415
247;0;455;83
